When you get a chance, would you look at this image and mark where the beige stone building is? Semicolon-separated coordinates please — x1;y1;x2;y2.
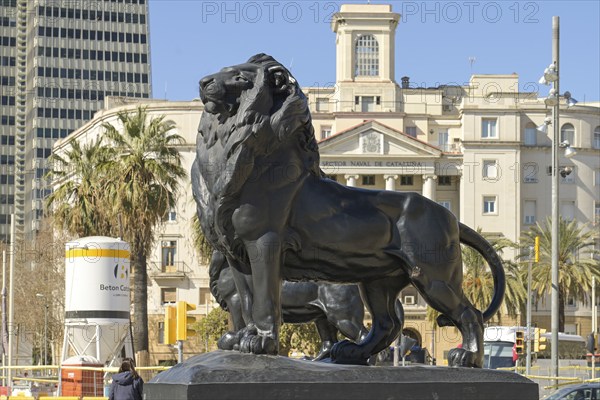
54;3;599;365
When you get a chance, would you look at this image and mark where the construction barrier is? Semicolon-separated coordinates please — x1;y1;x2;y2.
0;365;170;399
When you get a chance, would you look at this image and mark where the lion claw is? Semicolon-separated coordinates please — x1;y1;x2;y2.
448;348;480;368
239;333;278;355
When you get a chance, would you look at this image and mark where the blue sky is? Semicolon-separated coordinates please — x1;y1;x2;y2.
148;1;600;102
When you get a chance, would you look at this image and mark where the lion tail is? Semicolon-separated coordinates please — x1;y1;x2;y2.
208;250;229;311
459;222;506;322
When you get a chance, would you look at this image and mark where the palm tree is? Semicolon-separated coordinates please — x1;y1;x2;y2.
521;217;600;332
427;231;526;324
101;106;186;355
191;214;213;264
45;137;114;237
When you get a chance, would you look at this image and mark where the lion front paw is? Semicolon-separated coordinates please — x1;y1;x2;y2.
217;331;241;350
330;340;370;365
239;333;278;355
447;348;481;368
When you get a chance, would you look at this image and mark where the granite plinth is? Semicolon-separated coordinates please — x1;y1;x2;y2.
146;350;538;400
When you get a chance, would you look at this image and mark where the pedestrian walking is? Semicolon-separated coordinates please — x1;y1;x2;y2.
109;358;143;400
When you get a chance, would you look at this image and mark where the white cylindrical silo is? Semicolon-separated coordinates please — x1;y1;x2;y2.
63;236;132;364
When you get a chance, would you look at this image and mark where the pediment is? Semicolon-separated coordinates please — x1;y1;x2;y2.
318;120;442;158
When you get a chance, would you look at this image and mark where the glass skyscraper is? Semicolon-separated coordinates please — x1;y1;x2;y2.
0;0;151;241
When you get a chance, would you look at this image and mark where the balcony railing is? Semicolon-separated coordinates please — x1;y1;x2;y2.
149;261;189;281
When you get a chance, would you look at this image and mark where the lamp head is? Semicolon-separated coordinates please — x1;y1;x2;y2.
543;63;558;83
560;140;577;158
564;91;578;107
544;88;559;107
536;116;552;133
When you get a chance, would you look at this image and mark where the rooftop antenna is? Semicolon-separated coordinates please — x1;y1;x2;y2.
164;81;168;100
468;56;476;71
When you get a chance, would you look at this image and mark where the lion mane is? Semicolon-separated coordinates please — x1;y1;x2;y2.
192;54;320;261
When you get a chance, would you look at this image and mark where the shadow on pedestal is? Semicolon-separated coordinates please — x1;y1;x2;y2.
146;350;538;400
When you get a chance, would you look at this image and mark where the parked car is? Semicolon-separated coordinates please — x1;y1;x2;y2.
544;383;600;400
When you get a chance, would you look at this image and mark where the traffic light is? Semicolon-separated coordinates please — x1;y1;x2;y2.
164;306;176;345
176;301;197;341
534;236;540;263
534;328;547;352
515;330;525;354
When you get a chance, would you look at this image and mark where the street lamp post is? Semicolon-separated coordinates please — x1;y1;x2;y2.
538;16;561;384
539;16;578;384
36;294;48;366
550;16;560;385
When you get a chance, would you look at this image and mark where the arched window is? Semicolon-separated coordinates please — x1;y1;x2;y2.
355;34;379;77
560;123;575;144
593;126;600;149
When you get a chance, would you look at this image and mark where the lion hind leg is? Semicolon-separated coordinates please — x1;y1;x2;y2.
313;317;339;361
417;279;484;368
331;278;407;365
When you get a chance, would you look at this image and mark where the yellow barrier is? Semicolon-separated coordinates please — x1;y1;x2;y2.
39;397;79;400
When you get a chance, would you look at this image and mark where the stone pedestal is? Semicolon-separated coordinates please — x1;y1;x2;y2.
146;350;538;400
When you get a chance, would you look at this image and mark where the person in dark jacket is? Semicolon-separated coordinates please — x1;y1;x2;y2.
109;357;143;400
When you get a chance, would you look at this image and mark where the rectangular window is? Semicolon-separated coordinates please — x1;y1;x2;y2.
483;196;497;215
482;160;498;180
164;208;177;222
320;126;332;140
437;131;449;152
199;287;212;306
524;200;536;225
524;127;537;146
360;96;375;112
158;321;165;344
482;118;498;139
362;175;375;186
438;176;452;186
437;200;451;211
161;288;176;304
316;98;329;112
400;176;413;186
523;163;538;183
594;201;600;226
560;201;575;221
405;126;417;138
161;240;177;272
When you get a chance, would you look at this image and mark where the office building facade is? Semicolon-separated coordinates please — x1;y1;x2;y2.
0;0;151;241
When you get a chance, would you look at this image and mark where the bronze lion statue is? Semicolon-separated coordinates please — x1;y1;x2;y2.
191;54;506;367
208;250;369;360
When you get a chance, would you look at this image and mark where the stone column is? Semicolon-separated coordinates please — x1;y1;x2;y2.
383;175;398;191
422;174;438;200
345;174;359;187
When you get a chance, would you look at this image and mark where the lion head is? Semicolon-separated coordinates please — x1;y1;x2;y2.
196;54;320;196
193;54;321;259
